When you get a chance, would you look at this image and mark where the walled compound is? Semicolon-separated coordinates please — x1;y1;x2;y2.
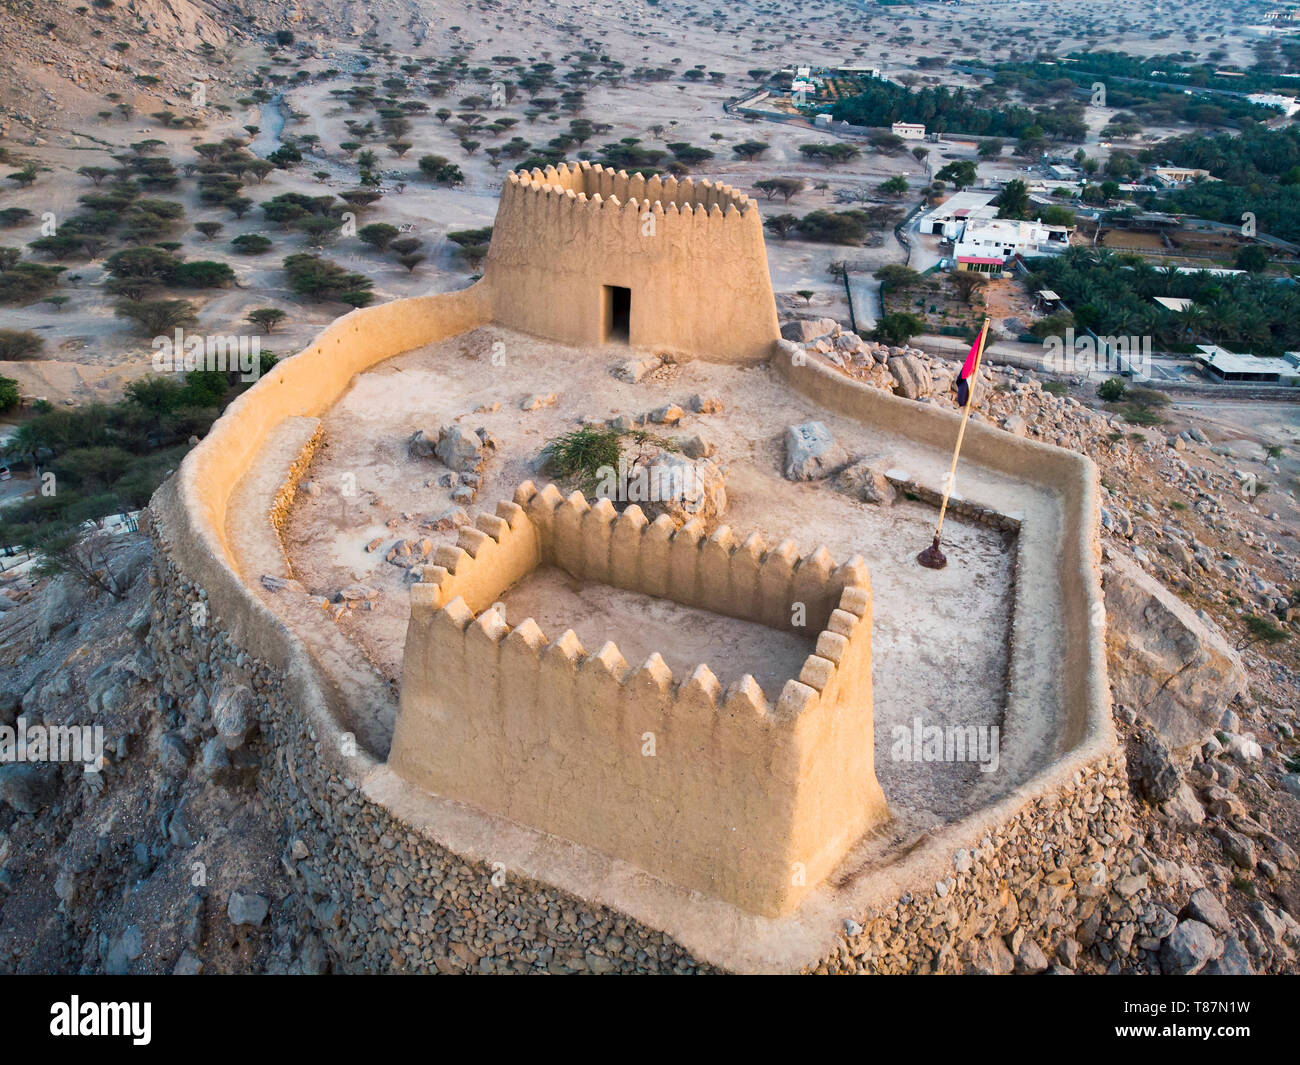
143;164;1126;973
391;482;887;917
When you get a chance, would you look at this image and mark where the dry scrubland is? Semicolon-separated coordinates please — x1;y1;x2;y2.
0;0;1285;402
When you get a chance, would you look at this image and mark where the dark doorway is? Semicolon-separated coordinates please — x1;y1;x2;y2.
606;285;631;343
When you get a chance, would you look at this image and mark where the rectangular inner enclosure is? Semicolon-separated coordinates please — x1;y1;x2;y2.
499;564;816;696
391;484;888;915
604;284;631;343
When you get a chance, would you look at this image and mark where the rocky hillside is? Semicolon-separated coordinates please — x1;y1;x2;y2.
0;531;317;974
0;0;430;134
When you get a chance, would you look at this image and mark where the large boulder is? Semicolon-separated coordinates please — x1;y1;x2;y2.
780;317;839;343
1159;919;1219;975
211;683;255;750
783;422;848;481
434;425;485;472
838;458;897;505
0;764;59;814
227;890;270;927
1130;724;1182;803
886;354;933;400
1103;553;1248;754
407;429;437;459
593;446;728;528
37;574;85;640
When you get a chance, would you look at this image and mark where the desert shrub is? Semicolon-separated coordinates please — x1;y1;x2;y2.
795;209;870;245
1127;385;1169;408
1098;377;1126;402
546;427;622;483
0;262;63;304
170;260;236;288
282;253;373;305
0;329;44;360
0;374;18;412
872;312;924;345
1028;312;1073;339
105;246;180;283
114;298;198;335
1238;614;1289;652
874;264;921;290
359;223;399;250
417;155;464;185
231;234;272;254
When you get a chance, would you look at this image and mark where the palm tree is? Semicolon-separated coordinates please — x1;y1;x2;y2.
1063;245;1096;269
1200;300;1239;343
1174;303;1206;343
1128;261;1158;298
4;423;45;475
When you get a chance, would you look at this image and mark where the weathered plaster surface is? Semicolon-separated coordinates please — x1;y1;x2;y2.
390;484;887;916
483;162;780;363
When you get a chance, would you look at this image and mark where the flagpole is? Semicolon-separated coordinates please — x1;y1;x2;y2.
918;316;991;570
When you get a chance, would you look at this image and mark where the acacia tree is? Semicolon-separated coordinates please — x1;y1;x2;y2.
114;298;197;335
754;177;804;203
952;271;989;304
764;214;799;239
36;530;131;601
246;308;287;333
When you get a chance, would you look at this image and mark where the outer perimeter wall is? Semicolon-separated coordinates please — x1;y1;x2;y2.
142;281;1131;973
482;162;781;364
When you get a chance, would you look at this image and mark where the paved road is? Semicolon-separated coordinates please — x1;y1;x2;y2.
913;333;1051;373
846;272;880;330
843;222;909;331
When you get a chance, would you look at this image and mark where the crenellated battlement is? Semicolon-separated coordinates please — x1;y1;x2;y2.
504;160;760;218
390;483;888;916
482;162;781;363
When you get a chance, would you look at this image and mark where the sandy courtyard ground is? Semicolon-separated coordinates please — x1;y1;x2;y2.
280;325;1023;826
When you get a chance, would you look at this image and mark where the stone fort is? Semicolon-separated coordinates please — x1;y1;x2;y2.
144;162;1120;972
483;162;779;362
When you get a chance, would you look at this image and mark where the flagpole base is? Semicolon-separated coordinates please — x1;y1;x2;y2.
917;535;947;570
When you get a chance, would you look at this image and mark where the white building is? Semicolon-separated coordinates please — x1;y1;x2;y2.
835;65;880;79
1195;345;1300;386
892;121;926;140
918;190;999;238
1247;92;1300;116
952;217;1073;261
1152;166;1217;187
